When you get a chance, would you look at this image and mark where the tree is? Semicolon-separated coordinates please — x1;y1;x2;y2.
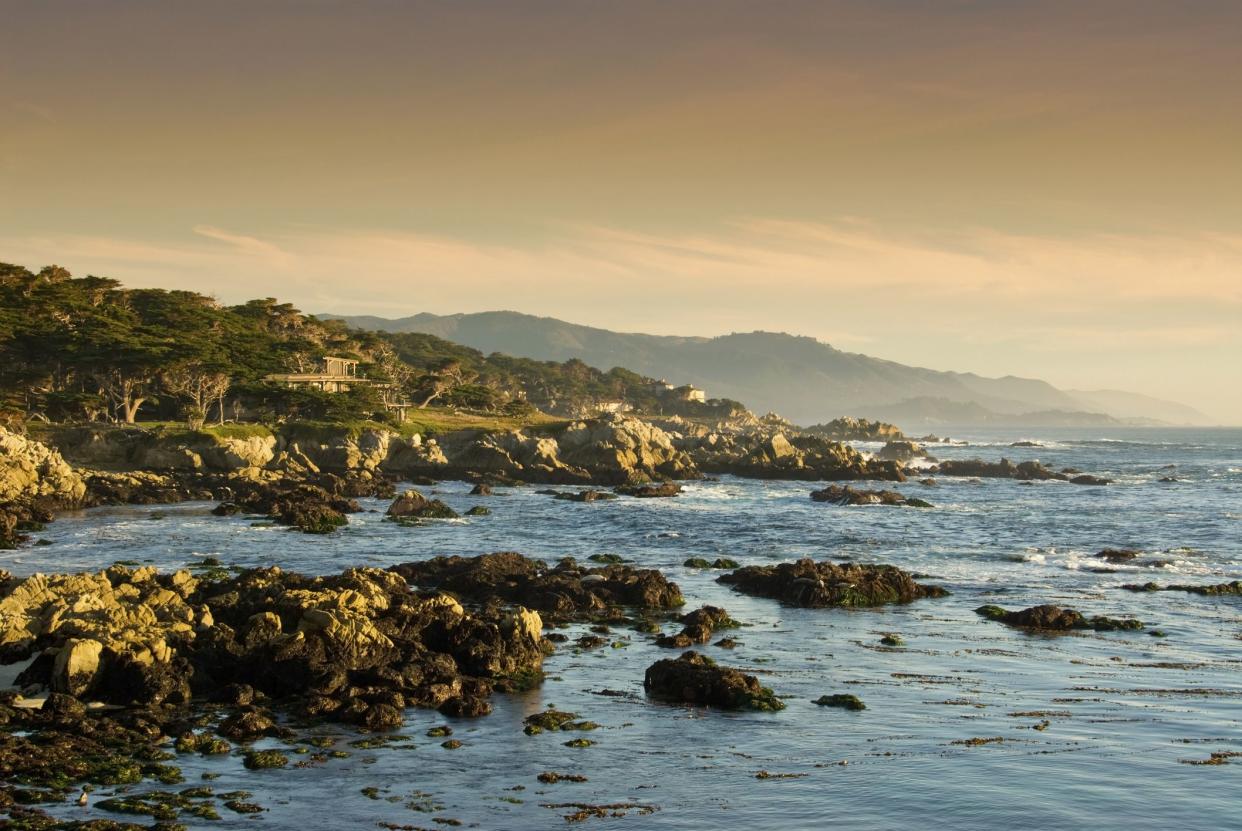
413;359;471;408
94;366;157;423
161;364;232;426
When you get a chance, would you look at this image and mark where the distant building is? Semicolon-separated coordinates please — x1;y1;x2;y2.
264;356;362;393
264;356;412;420
594;400;634;414
673;384;707;403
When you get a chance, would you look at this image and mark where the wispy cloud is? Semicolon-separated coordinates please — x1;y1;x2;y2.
2;219;1239;418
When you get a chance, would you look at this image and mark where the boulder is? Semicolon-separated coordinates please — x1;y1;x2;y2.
974;604;1143;632
644;651;783;711
718;558;948;608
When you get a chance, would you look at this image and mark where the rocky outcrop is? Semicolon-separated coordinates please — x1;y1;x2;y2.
930;458;1110;484
386;489;458;520
556;414;696;483
974;604;1144;632
801;417;904;441
389;552;684;623
681;431;903;481
874;441;931;463
616;482;682;498
1121;581;1242;596
718;559;948;608
644;651;783;710
1;564;547;726
0;427;86;505
810;485;932;507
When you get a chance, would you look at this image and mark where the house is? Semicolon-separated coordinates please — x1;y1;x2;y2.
264;356;413;421
673;384;707;403
264;356;361;393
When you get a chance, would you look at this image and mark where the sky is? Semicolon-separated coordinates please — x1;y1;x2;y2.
2;1;1240;422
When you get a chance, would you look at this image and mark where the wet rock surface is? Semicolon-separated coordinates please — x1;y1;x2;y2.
0;563;546;724
385;488;458;520
930;458;1110;484
644;650;783;711
974;604;1144;632
718;559;948;608
655;606;738;648
389;553;684;623
1121;581;1242;596
810;485;932;508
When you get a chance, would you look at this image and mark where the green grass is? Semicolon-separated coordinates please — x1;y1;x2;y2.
394;407;569;438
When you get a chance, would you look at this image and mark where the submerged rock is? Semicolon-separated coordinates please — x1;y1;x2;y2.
810;485;931;508
1096;549;1141;563
974;604;1143;632
814;694;866;711
1121;581;1242;596
931;458;1109;484
644;651;783;711
718;559;948;608
615;482;682;498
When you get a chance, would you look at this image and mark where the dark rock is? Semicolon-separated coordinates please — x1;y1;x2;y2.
656;606;738;648
810;485;930;508
1121;580;1242;596
615;482;682;498
644;651;783;711
814;694;865;710
390;552;684;621
464;506;490;516
718;558;948;608
1070;474;1111;486
1096;549;1141;563
386;489;458;519
469;484;493;496
974;604;1143;632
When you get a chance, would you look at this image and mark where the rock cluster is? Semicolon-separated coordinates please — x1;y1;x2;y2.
810;485;932;508
931;458;1111;484
718;559;948;608
974;604;1144;632
386;488;458;520
644;651;783;711
0;564;547;727
389;553;684;623
683;431;903;481
655;606;738;648
1121;581;1242;596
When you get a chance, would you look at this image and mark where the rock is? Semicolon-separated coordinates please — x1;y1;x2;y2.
51;639;104;698
814;694;865;710
541;489;617;502
0;427;87;505
875;441;930;463
810;485;930;507
718;558;948;608
1096;549;1141;563
801;418;904;442
386;489;458;519
464;505;490;516
1070;474;1111;486
615;482;682;498
974;604;1143;632
932;458;1068;481
644;651;783;711
655;606;738;648
242;749;289;769
1120;580;1242;596
390;553;684;621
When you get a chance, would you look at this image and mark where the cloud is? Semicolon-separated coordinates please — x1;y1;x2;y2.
2;218;1239;419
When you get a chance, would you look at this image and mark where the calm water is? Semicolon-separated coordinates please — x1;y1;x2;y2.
6;427;1241;830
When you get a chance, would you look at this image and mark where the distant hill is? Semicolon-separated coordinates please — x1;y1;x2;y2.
324;311;1212;427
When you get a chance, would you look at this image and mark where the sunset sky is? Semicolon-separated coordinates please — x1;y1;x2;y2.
3;1;1240;421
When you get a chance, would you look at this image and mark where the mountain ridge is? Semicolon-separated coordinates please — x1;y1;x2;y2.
323;310;1211;428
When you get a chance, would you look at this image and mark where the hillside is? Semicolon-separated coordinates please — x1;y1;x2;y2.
327;311;1211;427
0;263;742;427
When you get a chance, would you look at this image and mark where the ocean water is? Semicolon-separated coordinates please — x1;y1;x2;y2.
5;427;1241;830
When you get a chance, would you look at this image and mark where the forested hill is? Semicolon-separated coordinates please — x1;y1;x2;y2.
0;263;743;426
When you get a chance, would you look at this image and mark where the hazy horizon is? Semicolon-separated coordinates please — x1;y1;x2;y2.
3;1;1240;421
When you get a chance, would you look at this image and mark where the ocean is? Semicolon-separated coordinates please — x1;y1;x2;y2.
6;427;1240;830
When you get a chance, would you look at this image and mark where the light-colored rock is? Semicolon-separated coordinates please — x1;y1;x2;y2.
51;638;104;696
0;427;86;503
